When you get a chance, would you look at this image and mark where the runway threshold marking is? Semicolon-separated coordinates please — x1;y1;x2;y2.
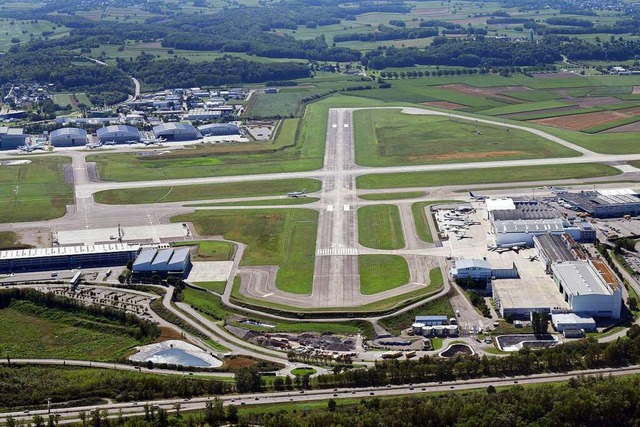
343;205;350;211
327;205;334;212
343;124;349;128
332;124;337;128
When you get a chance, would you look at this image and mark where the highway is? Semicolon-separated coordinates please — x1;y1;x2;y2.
4;364;640;424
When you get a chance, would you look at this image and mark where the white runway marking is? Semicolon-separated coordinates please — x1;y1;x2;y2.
315;247;359;256
343;205;350;211
332;124;337;128
263;292;274;298
327;205;334;212
343;124;349;128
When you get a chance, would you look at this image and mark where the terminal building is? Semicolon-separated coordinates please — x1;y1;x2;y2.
152;123;202;141
559;189;640;218
0;127;28;150
132;247;192;278
198;123;240;136
96;125;140;144
0;244;139;274
50;127;88;147
551;260;622;319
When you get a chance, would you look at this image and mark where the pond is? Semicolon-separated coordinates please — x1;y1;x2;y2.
129;339;223;368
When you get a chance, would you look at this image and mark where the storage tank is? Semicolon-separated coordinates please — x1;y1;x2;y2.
412;322;425;335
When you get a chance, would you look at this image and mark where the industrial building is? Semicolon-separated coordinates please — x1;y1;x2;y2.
198;123;240;136
492;277;569;318
559;189;640;218
96;125;140;144
551;312;596;332
0;244;139;274
414;315;449;326
551;260;622;319
153;123;202;141
132;247;192;278
0;127;28;150
450;259;519;281
185;109;222;121
533;234;579;274
50;127;88;147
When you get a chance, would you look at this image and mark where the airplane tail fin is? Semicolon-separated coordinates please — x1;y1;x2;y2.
469;191;475;198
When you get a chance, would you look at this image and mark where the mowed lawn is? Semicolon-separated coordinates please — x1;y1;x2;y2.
353;109;578;167
359;255;409;295
0;156;74;223
357;163;620;189
173;240;236;261
94;178;321;204
89;115;324;181
0;301;143;361
357;205;405;249
172;209;318;294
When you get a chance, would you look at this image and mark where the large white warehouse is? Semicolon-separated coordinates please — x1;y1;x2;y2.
50;127;88;147
96;125;140;143
153;123;201;141
551;260;622;319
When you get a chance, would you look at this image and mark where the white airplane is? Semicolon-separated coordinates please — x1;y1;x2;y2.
85;142;102;149
19;142;47;152
140;136;166;145
102;140;117;146
469;191;488;201
286;189;306;198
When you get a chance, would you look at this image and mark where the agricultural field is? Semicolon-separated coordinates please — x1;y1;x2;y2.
51;93;93;110
359;255;409;295
173;209;317;294
0;156;74;223
0;18;69;50
357;204;405;250
353;109;578;166
0;301;146;361
356;163;620;189
93;178;322;204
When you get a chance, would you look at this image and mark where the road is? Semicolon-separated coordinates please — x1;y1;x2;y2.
4;364;640;424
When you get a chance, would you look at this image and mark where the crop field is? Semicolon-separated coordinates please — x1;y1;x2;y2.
531;110;640;132
358;204;405;250
0;301;145;361
173;209;318;294
357;163;620;189
0;156;74;223
353;109;578;167
93;178;321;204
51;93;93;110
0;19;68;49
359;255;409;295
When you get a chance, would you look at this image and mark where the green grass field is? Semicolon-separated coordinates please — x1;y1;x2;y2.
358;191;424;201
88;116;324;181
192;281;227;294
290;367;317;376
173;209;317;294
359;255;409;295
356;163;620;189
0;301;145;361
379;283;452;334
182;287;363;335
353;109;578;167
478;100;574;116
357;204;405;250
0;156;74;223
173;240;236;261
94;178;321;204
187;197;320;207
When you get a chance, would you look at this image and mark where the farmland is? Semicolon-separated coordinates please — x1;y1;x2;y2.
172;209;317;294
0;156;74;223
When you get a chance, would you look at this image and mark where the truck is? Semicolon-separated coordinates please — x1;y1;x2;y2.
381;351;403;359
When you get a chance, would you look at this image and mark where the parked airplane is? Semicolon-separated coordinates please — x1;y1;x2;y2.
469;191;488;201
286;189;306;198
85;142;102;149
19;142;46;152
140;136;166;145
102;140;117;146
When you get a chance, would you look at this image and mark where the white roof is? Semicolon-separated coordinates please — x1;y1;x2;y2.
454;259;491;270
551;312;596;325
552;261;612;297
0;243;139;261
486;198;516;212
